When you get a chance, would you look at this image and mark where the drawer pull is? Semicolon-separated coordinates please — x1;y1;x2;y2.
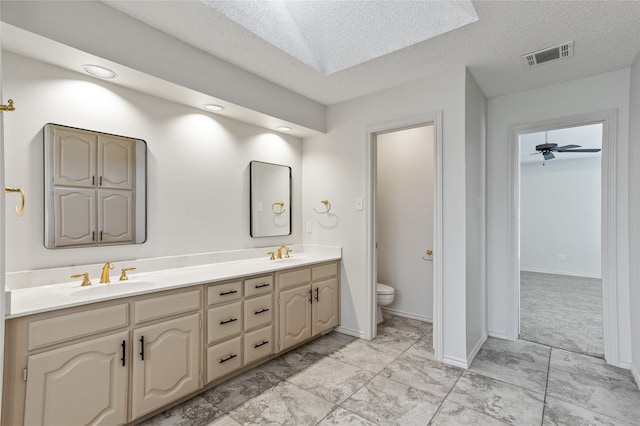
121;340;126;367
254;340;269;348
254;308;270;315
219;354;237;364
219;290;238;296
255;283;270;289
220;318;238;325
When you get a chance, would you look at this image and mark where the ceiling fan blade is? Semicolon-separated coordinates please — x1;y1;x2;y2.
530;152;541;156
543;152;555;160
555;144;580;150
557;148;602;153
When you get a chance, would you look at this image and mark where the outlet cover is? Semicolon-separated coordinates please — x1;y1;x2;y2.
555;254;567;261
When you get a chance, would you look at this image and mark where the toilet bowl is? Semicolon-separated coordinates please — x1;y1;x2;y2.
376;283;395;324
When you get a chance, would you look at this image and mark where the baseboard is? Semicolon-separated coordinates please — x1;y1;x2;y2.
334;326;365;339
488;331;516;341
520;268;601;279
443;355;469;369
632;364;640;390
467;333;488;366
381;307;433;323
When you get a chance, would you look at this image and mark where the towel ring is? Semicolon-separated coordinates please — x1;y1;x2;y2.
313;199;331;214
5;187;25;217
272;201;286;215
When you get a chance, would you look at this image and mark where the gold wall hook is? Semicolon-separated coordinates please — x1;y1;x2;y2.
0;99;15;112
271;201;286;214
313;199;332;214
422;249;433;261
5;187;25;217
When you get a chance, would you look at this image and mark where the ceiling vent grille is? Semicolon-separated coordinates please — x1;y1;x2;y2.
522;42;574;68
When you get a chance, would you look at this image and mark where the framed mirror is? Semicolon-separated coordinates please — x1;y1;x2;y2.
43;123;147;248
250;161;291;237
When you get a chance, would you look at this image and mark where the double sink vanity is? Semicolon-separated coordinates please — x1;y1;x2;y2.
2;246;341;425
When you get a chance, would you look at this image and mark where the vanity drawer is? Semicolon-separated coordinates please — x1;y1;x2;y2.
208;281;242;305
277;268;311;290
243;294;273;331
28;304;128;350
207;336;242;383
244;325;273;366
244;275;273;298
312;262;338;282
207;301;242;344
134;289;201;325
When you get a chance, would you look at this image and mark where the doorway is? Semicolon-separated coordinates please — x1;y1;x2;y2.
518;123;603;357
375;125;435;326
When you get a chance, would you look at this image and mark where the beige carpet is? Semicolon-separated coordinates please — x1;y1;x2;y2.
519;271;604;358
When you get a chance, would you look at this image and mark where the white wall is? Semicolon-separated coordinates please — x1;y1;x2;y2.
520;157;601;277
487;68;632;365
302;66;472;363
464;70;488;358
376;126;434;321
3;52;303;272
628;55;640;385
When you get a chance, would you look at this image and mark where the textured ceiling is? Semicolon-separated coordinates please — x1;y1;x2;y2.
103;0;640;105
201;0;478;75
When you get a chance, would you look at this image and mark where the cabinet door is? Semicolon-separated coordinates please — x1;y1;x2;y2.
24;331;128;426
51;126;97;188
54;188;96;247
312;278;339;337
98;190;134;244
131;313;201;420
98;135;135;190
279;285;311;351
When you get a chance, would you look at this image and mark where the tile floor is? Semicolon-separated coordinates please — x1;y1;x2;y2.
139;314;640;425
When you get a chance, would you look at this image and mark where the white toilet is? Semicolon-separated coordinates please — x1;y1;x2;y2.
376;283;395;324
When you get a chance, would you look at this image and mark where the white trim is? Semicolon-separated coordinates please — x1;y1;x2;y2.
365;112;443;361
467;332;488;367
632;364;640;390
520;268;602;279
488;331;512;340
381;307;433;323
334;326;365;339
443;355;470;369
508;110;620;366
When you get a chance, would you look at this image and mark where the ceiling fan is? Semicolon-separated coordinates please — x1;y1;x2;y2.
532;132;601;160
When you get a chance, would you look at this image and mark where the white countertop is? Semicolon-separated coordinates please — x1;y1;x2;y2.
7;249;341;319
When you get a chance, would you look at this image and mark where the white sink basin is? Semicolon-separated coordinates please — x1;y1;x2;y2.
69;280;159;297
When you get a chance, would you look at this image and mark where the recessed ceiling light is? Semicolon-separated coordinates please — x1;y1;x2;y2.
276;126;292;132
203;104;225;112
81;64;117;79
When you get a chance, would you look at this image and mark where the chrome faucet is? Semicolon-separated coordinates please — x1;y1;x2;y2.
276;245;293;259
100;262;114;283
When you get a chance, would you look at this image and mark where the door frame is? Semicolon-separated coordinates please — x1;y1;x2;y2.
507;109;619;365
364;112;443;361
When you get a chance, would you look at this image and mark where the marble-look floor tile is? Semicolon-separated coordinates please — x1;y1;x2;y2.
469;337;550;393
299;331;357;356
381;351;462;398
258;346;325;379
447;372;544;425
430;401;510;425
317;408;380;426
550;348;635;381
205;415;242;426
379;314;432;336
342;375;441;426
139;396;224;426
543;397;634;426
329;326;420;373
201;368;281;412
287;356;374;404
228;381;334;425
404;331;434;360
547;349;640;424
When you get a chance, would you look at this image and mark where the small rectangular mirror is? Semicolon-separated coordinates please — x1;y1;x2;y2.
250;161;291;237
43;123;147;248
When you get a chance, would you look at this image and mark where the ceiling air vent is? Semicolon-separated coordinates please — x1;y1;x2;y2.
522;42;574;68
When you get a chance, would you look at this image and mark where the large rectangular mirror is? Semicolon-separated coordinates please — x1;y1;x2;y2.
43;123;147;248
250;161;291;237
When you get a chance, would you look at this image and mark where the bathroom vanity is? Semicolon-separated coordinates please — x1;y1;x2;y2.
2;253;340;425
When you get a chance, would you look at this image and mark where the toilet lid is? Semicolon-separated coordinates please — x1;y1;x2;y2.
377;283;394;295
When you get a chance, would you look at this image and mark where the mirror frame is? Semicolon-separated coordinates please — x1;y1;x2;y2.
250;160;292;238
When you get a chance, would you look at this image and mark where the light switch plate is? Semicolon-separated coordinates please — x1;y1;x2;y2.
306;222;312;233
355;197;363;211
